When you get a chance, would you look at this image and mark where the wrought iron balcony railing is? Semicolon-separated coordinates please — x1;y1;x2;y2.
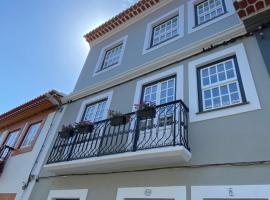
47;100;189;164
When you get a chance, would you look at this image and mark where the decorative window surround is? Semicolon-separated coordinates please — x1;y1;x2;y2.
188;43;261;122
76;91;113;123
94;35;128;76
47;189;88;200
197;56;246;112
132;65;184;111
142;5;184;55
188;0;235;34
191;185;270;200
116;186;186;200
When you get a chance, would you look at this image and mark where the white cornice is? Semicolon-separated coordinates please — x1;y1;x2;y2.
64;24;246;103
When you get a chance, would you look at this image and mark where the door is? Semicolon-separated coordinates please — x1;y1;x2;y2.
137;77;176;149
204;199;268;200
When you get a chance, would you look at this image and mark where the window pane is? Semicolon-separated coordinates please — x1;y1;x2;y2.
226;69;235;79
21;122;41;148
152;16;179;47
204;90;211;99
218;72;226;81
203;77;210;86
222;95;230;106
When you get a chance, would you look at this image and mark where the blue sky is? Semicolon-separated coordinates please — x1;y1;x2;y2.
0;0;137;114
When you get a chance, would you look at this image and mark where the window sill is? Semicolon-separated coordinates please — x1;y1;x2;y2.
143;34;181;55
12;146;33;156
196;101;250;115
93;62;121;77
193;12;228;29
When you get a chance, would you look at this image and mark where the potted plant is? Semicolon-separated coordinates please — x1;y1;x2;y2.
75;121;94;134
109;110;129;126
135;102;156;119
59;125;75;138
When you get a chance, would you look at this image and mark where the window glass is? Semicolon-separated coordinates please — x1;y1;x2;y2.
4;130;20;147
152;16;179;47
101;44;123;70
82;100;107;122
143;78;175;105
196;0;226;25
20;122;42;148
198;57;245;111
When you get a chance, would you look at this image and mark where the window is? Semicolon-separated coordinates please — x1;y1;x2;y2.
142;77;176;105
151;16;179;47
82;100;107;122
197;56;246;112
20;122;42;148
195;0;226;26
188;43;261;122
94;36;127;75
101;44;123;70
143;6;184;54
187;0;234;33
4;129;20;148
140;77;176;129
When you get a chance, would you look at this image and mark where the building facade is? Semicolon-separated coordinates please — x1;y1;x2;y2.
0;90;64;200
29;0;270;200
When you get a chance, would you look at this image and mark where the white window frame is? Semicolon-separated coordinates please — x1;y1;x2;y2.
116;186;186;200
47;189;88;200
191;185;270;200
188;43;261;122
142;5;184;55
187;0;235;34
76;91;113;123
94;35;128;76
132;65;184;112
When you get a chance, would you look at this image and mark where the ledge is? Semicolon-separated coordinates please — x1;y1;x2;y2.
44;146;191;175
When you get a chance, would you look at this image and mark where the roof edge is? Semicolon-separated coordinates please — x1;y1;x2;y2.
84;0;161;43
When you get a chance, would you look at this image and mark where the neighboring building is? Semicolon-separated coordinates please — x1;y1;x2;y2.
0;90;64;200
29;0;270;200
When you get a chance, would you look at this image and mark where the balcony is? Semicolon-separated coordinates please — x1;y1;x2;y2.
45;100;191;174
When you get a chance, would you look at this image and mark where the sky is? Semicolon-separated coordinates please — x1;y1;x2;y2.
0;0;138;114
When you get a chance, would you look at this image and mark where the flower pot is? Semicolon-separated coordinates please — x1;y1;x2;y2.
136;108;156;119
110;116;128;126
59;128;75;138
76;123;94;134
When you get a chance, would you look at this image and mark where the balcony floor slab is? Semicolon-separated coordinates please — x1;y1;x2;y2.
44;146;191;174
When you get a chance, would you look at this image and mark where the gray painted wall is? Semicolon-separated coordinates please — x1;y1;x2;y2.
256;23;270;77
74;0;241;92
53;37;270;167
31;165;270;200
